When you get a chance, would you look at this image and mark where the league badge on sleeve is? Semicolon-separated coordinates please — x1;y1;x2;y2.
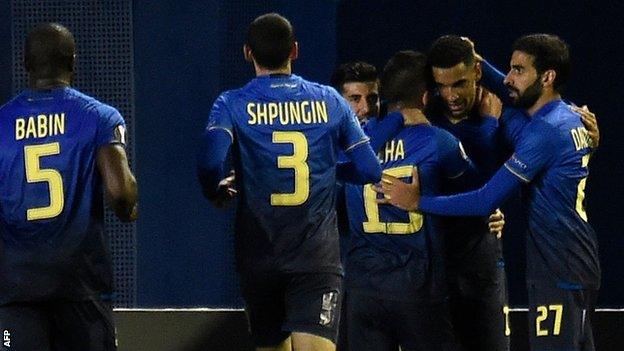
114;125;126;145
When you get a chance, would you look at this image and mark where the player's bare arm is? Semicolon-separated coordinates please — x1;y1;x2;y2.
97;144;138;222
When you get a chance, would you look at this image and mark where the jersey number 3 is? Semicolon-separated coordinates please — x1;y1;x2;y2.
24;142;65;220
271;131;309;206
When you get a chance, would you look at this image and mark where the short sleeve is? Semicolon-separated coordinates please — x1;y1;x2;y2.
436;129;471;179
504;120;555;182
336;93;368;152
95;104;126;148
205;93;234;141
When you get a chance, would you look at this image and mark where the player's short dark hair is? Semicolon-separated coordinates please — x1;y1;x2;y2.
380;50;428;106
246;13;295;70
330;61;378;91
427;35;474;69
25;23;75;77
512;33;570;92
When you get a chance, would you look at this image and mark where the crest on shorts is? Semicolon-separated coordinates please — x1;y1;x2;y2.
319;291;339;326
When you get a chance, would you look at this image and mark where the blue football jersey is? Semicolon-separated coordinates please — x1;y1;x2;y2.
504;100;600;289
0;87;125;303
427;104;508;267
206;74;368;274
344;124;470;301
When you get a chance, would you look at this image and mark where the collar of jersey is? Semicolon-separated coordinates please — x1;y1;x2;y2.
23;86;71;99
532;99;563;120
254;73;296;82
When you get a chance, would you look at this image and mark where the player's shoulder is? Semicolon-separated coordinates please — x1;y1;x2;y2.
431;124;460;144
212;85;249;110
65;88;123;120
294;75;343;101
0;92;25;117
541;100;580;127
428;125;468;160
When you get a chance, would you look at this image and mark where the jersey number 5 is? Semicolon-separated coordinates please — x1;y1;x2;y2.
24;142;65;220
271;131;310;206
362;165;423;234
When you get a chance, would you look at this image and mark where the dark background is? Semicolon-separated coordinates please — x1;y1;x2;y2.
0;0;622;308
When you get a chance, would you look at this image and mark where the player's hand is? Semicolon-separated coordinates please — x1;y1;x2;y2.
373;168;420;212
461;36;483;62
571;105;599;149
488;208;505;239
477;87;502;119
212;171;237;208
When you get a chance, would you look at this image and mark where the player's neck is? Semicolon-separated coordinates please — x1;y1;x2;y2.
29;76;71;91
445;113;469;124
389;104;429;125
254;62;292;77
527;91;561;116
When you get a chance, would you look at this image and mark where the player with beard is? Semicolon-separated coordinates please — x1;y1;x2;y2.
379;34;600;351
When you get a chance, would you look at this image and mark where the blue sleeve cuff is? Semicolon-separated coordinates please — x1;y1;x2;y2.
197;128;233;197
339;142;382;184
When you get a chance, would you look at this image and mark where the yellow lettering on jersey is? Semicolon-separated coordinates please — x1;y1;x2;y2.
315;101;328;123
15;113;65;140
268;103;279;125
301;101;311;123
37;114;48;137
289;102;301;124
15;118;25;140
381;139;405;164
257;103;268;124
570;127;589;151
247;101;329;126
247;103;257;125
26;117;37;138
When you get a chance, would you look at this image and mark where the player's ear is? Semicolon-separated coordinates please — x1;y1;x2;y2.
67;54;75;73
289;41;299;61
243;44;253;62
542;69;556;87
422;90;429;107
474;60;482;81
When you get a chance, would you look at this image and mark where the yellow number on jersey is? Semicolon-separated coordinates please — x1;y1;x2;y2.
24;142;64;220
362;165;423;234
535;304;564;337
575;154;590;221
503;306;511;336
270;131;310;206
